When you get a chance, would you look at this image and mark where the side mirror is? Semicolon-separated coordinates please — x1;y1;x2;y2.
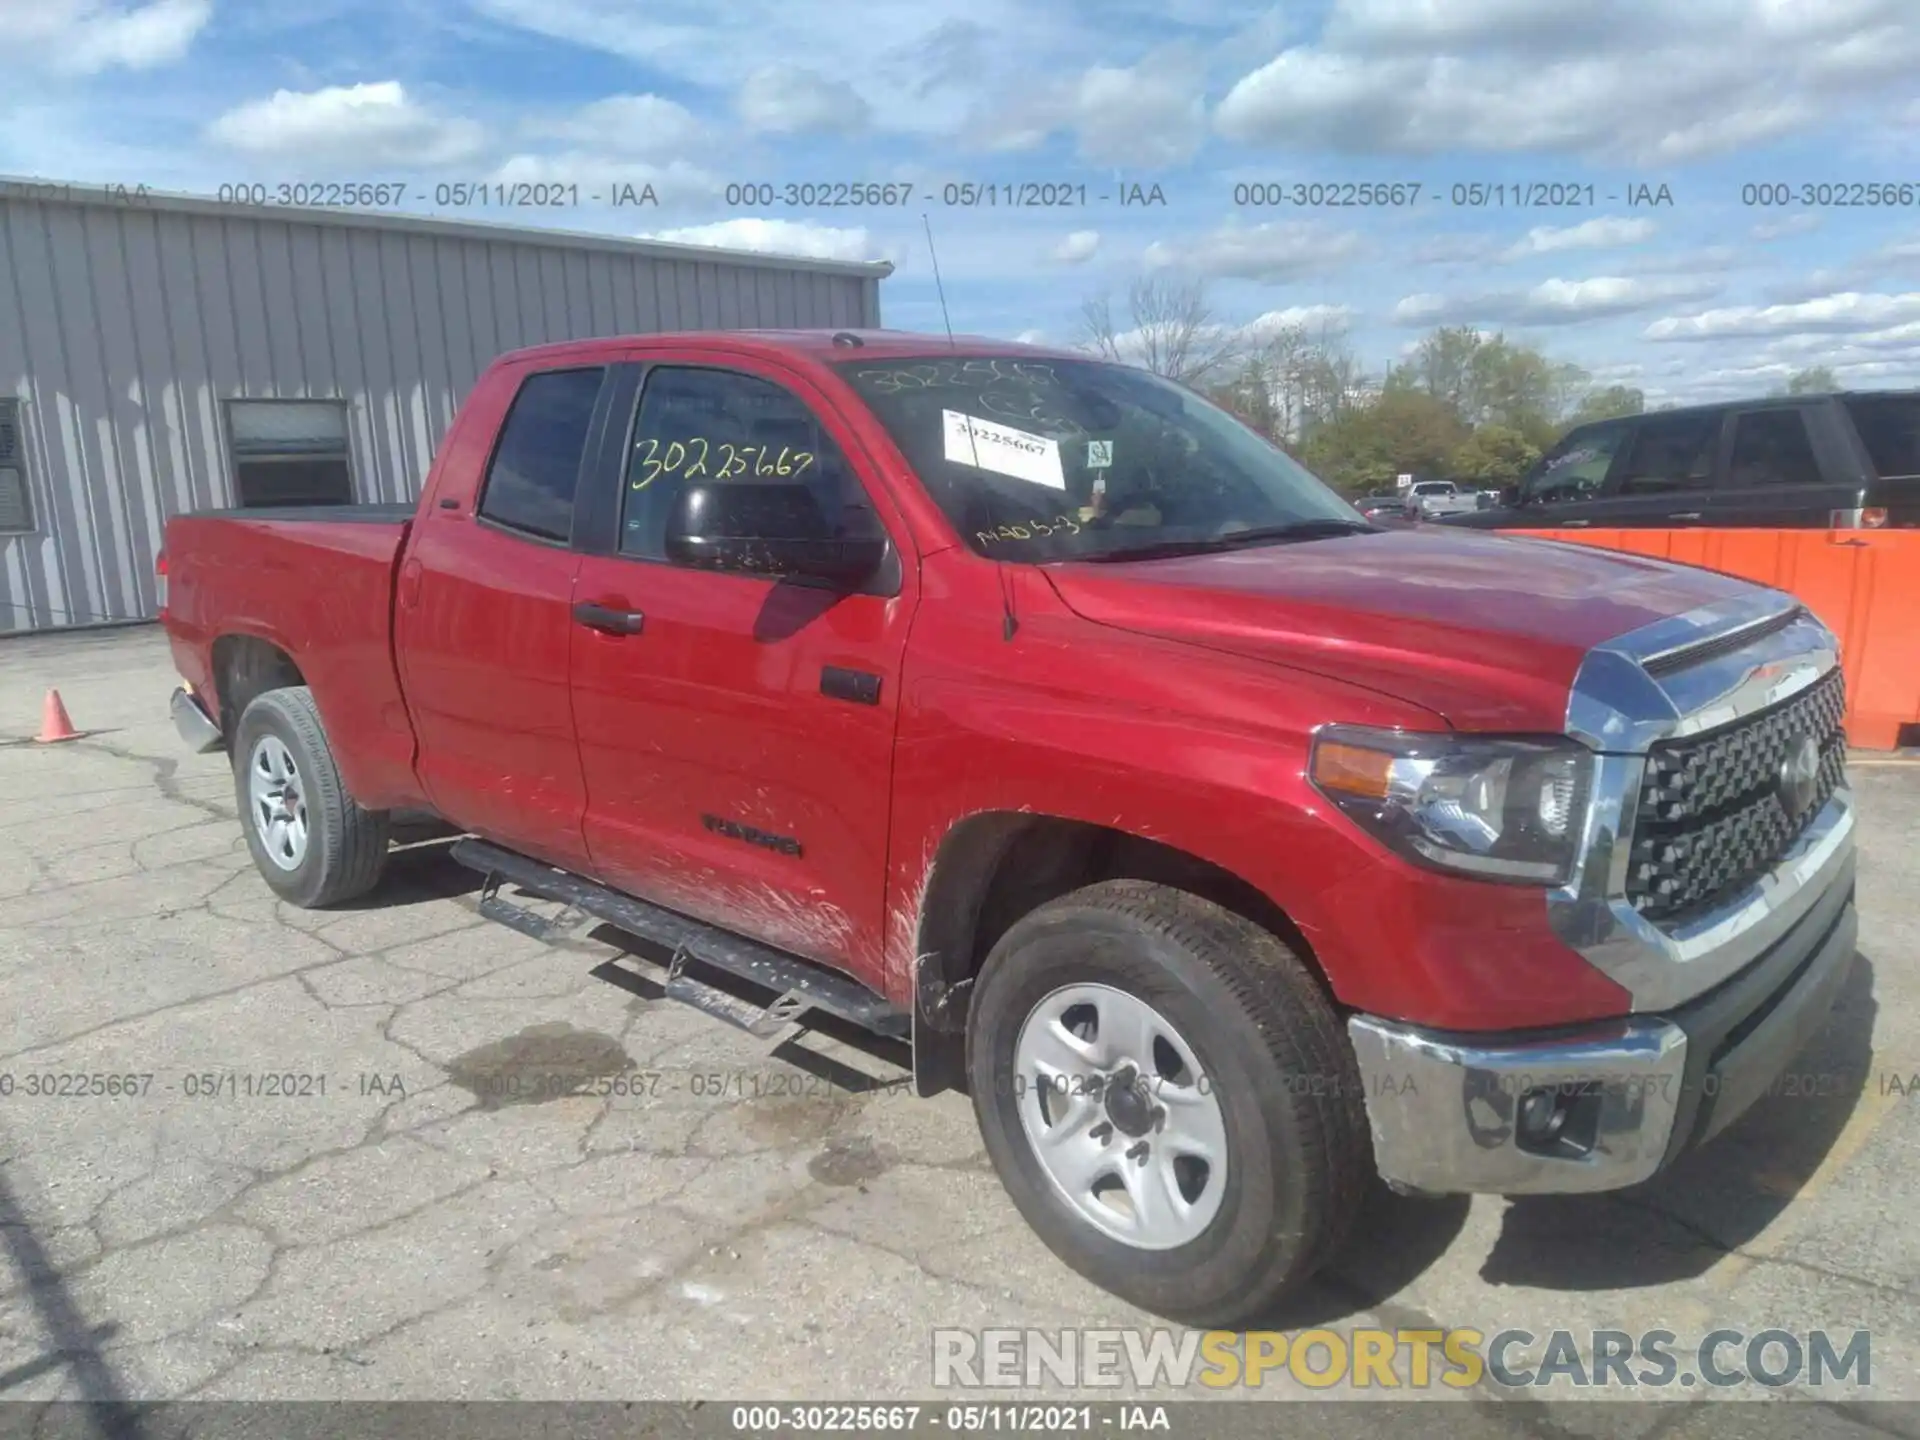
664;483;885;588
1499;484;1521;507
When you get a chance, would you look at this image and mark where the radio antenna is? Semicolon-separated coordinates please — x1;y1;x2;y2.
922;213;957;348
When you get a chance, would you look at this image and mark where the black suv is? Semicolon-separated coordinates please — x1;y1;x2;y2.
1441;390;1920;530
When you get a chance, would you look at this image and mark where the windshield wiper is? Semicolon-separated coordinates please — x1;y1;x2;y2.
1075;518;1378;563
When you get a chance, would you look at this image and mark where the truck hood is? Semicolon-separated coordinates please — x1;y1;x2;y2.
1043;527;1766;733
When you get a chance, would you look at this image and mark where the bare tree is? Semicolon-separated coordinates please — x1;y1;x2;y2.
1076;276;1247;387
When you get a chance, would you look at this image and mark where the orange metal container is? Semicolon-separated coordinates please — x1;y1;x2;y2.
1509;528;1919;750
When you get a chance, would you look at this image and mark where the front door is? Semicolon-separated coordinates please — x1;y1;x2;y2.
568;357;915;990
1504;417;1638;528
1596;409;1726;527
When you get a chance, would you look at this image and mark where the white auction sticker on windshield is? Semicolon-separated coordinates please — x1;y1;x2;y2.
942;409;1064;490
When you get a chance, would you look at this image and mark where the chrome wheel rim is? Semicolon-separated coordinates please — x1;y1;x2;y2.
1011;983;1229;1251
248;735;309;871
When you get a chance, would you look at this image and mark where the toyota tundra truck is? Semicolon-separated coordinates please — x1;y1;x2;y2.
159;330;1858;1326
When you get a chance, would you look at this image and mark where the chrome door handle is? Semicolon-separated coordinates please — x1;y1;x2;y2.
1669;511;1704;521
572;601;645;635
1561;519;1591;527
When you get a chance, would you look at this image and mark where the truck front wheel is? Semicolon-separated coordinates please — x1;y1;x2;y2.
966;880;1371;1327
232;686;390;907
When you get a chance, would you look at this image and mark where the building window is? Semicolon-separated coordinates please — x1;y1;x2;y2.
0;399;33;534
227;400;355;508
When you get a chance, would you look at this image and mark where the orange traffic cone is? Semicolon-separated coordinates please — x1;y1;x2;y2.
34;689;81;743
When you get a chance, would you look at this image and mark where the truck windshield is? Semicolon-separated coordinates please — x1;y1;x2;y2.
832;354;1368;561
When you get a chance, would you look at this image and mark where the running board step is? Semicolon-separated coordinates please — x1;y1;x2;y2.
451;838;909;1040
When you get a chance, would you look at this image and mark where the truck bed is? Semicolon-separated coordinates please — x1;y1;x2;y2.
162;504;420;809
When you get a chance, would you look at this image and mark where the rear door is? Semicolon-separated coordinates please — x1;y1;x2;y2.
566;353;916;991
395;362;613;872
1706;403;1859;527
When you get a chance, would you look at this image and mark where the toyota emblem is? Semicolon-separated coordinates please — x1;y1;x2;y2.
1777;734;1821;817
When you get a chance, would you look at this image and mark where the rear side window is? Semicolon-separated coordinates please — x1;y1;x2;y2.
478;367;605;541
1727;409;1822;488
1613;412;1720;495
1845;395;1920;478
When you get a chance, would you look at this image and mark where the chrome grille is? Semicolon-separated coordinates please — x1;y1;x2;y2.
1627;668;1847;922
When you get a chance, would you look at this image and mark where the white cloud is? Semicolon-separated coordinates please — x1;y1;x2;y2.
1213;0;1920;163
535;94;707;161
1644;291;1920;340
1501;216;1655;259
737;67;871;136
1070;54;1208;167
641;217;884;264
206;82;487;167
1143;221;1365;281
16;0;209;74
1240;305;1354;339
469;0;1091;139
1409;232;1504;265
486;152;723;206
1620;245;1746;276
1750;212;1823;241
1051;230;1101;264
1013;328;1048;344
1395;274;1721;326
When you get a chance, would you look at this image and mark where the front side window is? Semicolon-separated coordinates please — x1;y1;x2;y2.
478;367;604;541
834;356;1364;561
1522;421;1633;504
227;400;353;508
619;366;884;564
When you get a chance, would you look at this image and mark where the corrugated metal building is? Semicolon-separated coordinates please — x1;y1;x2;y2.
0;181;890;633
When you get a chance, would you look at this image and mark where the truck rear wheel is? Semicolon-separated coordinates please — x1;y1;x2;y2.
231;686;390;908
966;879;1371;1327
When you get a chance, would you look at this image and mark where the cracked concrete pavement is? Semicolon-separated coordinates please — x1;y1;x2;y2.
1;626;1917;1425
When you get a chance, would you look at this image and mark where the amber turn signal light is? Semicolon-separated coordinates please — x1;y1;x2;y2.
1310;739;1395;800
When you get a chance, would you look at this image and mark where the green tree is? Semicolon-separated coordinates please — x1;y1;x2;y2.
1451;424;1542;485
1389;327;1586;442
1204;364;1281;441
1565;385;1646;428
1300;389;1470;493
1786;365;1838;395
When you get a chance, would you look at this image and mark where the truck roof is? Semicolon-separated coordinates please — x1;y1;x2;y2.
1568;386;1920;430
494;328;1091;368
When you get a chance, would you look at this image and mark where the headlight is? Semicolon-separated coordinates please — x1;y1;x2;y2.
1308;726;1593;885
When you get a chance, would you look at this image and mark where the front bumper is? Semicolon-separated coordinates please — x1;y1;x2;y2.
1348;855;1857;1195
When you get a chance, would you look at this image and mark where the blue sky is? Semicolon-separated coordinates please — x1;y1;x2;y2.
7;0;1920;404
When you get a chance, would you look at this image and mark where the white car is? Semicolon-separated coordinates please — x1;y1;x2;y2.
1403;480;1481;520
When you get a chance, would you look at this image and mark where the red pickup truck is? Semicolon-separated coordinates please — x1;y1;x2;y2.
160;330;1858;1325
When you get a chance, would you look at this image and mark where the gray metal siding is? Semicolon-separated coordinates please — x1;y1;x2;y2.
0;198;883;631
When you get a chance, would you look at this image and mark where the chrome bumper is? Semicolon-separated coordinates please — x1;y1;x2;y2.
170;686;224;754
1349;861;1857;1195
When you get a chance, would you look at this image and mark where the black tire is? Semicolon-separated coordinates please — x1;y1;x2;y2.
231;686;390;907
966;879;1372;1327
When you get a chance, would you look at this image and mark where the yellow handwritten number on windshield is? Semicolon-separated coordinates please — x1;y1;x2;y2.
631;437;816;489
